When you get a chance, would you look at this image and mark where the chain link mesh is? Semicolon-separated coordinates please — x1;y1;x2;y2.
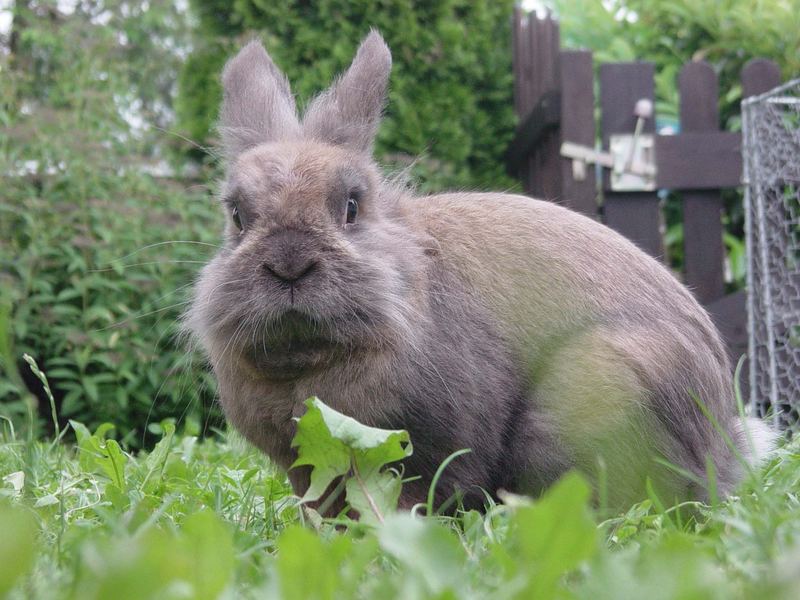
744;79;800;430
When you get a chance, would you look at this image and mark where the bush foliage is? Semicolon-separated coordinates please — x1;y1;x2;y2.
0;2;220;444
0;166;220;445
176;0;517;191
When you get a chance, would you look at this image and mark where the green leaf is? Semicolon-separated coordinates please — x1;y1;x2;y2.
100;439;127;490
293;397;411;455
379;514;468;597
290;401;351;502
104;483;129;510
291;397;411;522
275;526;344;600
179;510;235;600
44;368;80;381
94;423;116;440
141;421;176;491
70;420;92;445
71;420;128;490
0;504;38;597
82;377;99;403
511;472;599;599
345;469;403;526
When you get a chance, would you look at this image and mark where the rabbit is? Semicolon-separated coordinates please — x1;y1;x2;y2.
186;30;775;514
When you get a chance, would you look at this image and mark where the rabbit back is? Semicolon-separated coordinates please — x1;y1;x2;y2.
409;191;762;505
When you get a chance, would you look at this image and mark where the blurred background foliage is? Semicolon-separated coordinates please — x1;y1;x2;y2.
0;0;220;446
552;0;800;127
1;0;798;445
175;0;518;191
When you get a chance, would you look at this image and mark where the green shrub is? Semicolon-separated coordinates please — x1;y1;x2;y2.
0;164;221;445
174;44;230;161
0;3;219;444
176;0;518;191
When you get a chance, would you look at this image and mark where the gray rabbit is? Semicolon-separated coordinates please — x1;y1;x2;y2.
186;31;774;513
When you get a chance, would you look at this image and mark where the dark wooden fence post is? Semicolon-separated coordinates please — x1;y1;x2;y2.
559;50;597;217
529;14;561;200
600;63;663;258
680;61;725;305
508;11;563;201
511;7;532;122
742;59;782;100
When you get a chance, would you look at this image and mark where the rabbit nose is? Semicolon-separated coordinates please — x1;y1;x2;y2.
262;257;316;284
261;229;318;284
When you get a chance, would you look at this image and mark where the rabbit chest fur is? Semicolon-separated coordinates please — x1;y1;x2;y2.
187;31;774;512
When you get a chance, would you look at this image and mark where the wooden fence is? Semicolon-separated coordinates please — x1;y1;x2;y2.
506;9;782;379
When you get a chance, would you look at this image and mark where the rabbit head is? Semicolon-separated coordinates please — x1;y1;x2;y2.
187;32;429;383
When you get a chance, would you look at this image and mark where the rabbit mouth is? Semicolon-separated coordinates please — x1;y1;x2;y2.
244;310;351;379
246;343;345;380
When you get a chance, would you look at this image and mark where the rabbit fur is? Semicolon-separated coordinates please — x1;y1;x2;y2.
187;31;774;512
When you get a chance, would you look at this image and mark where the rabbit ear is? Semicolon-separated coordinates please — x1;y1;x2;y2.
302;30;392;153
219;40;300;157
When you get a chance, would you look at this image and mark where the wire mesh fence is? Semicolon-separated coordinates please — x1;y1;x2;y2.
744;78;800;430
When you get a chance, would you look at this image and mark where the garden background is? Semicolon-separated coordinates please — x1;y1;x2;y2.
1;1;799;598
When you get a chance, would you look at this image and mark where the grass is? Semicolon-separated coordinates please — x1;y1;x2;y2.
1;393;800;599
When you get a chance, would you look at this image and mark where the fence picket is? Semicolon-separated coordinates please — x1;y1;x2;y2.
600;62;663;258
559;50;597;217
679;61;725;305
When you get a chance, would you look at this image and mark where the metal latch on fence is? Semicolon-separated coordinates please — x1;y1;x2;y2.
560;98;657;191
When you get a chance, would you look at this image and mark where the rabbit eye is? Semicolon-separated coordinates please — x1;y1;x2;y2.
231;204;244;232
346;197;358;225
